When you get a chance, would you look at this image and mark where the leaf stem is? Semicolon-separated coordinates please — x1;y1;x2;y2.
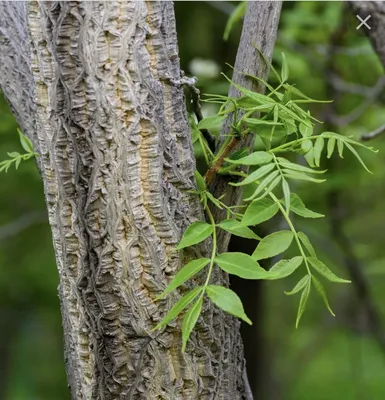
269;192;311;275
203;205;217;288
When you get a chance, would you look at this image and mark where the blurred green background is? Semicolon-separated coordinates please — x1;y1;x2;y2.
1;1;385;399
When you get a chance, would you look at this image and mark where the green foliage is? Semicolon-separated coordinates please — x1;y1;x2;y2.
223;1;246;41
153;54;376;350
0;129;37;172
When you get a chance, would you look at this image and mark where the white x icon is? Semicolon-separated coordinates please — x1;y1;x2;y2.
356;15;371;30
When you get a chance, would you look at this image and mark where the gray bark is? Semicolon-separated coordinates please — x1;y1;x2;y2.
349;1;385;68
211;0;282;251
0;1;281;399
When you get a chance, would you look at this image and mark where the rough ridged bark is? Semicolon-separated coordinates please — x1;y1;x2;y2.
349;1;385;68
0;1;283;399
0;1;249;398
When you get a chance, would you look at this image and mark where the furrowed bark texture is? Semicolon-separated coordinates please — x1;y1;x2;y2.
211;0;282;251
0;1;248;399
349;1;385;68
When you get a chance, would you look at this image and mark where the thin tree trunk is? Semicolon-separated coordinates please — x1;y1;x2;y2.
0;1;281;398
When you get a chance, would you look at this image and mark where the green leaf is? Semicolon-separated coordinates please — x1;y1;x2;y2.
298;232;317;257
218;219;261;240
301;139;315;167
241;198;279;227
327;137;336;158
230;163;275;187
281;52;289;82
194;170;206;192
244;118;283;132
282;170;326;183
18;129;34;153
177;221;213;250
277;158;326;175
206;285;252;324
215;252;270;279
344;142;372;173
289;194;324;219
222;74;276;106
156;258;210;300
337;139;344;158
299;122;313;137
313;137;325;167
191;128;200;143
7;152;19;158
312;276;335;316
243;171;281;201
308;257;351;283
282;179;290;213
268;256;303;280
296;278;311;328
285;275;311;295
198;115;226;131
252;230;294;260
223;1;246;41
225;151;273;166
152;287;203;330
181;296;203;351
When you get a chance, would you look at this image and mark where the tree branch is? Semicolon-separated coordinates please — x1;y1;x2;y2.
361;121;385;141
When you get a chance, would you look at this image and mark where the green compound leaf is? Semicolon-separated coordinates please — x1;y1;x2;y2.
308;257;351;283
252;230;294;260
289;194;324;219
18;129;34;153
230;163;275;187
225;151;273;166
215;252;270;279
206;285;252;325
153;286;203;330
296;277;311;328
181;296;203;352
285;275;311;296
156;258;210;300
241;198;279;227
217;219;261;240
176;221;213;250
197;115;226;131
268;256;303;280
312;276;335;316
298;232;317;258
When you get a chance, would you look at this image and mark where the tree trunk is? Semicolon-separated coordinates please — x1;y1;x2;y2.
0;1;280;398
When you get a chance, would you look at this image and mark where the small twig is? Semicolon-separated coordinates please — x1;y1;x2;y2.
361;122;385;141
204;136;240;185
